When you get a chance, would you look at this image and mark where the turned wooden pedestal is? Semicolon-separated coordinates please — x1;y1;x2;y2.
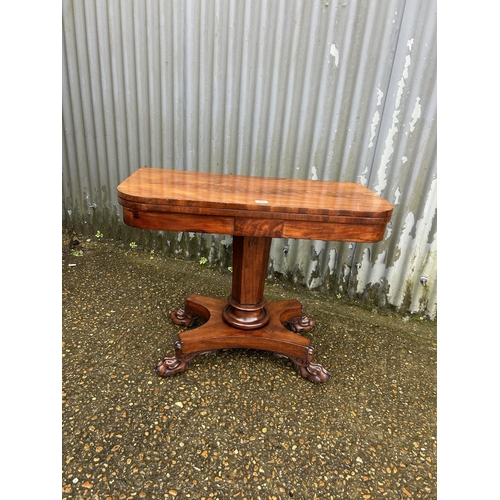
160;235;327;383
118;168;393;383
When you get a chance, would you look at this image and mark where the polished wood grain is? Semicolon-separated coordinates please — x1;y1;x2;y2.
117;167;394;383
118;167;393;243
222;236;272;330
118;167;393;217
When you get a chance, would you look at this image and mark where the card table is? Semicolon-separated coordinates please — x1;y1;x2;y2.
118;167;393;383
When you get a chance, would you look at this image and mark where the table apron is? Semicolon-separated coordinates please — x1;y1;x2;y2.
122;207;387;242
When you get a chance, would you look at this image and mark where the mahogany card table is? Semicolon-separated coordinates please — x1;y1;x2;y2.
118;167;393;383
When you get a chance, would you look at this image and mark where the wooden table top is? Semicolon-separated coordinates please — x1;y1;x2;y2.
118;168;393;217
118;168;394;242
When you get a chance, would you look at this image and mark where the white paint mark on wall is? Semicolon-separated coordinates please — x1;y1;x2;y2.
356;248;388;295
310;166;318;180
328;248;337;274
385;177;437;311
402;156;408;164
368;110;380;148
394;187;401;205
368;88;384;149
375;41;413;195
410;97;421;132
376;88;384;106
402;55;411;79
357;166;368;185
308;240;326;289
375;120;397;194
222;235;233;247
397;54;412;108
388;212;415;305
330;44;339;67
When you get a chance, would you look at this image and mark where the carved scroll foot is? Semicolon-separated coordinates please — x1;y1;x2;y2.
170;308;199;327
293;360;330;383
276;347;330;383
284;315;315;333
156;340;214;378
156;340;194;377
156;354;194;377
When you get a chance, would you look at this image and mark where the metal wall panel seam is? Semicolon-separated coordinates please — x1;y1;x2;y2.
73;0;97;214
62;19;79;210
63;1;89;215
106;0;130;184
83;0;110;217
94;0;117;207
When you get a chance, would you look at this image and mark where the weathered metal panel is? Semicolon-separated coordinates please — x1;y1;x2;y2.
62;0;437;319
360;0;437;318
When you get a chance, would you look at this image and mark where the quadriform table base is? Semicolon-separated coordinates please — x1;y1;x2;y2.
156;235;329;383
117;168;393;384
156;293;329;383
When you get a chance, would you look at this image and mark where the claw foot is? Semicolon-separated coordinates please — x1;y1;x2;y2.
156;354;192;377
156;339;196;377
276;347;329;383
170;308;199;327
294;360;330;383
284;315;315;333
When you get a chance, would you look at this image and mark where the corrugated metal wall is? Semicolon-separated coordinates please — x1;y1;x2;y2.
62;0;437;319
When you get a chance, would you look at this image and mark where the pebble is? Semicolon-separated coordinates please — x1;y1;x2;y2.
61;235;437;499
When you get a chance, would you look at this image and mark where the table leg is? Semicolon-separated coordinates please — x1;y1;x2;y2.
156;236;329;383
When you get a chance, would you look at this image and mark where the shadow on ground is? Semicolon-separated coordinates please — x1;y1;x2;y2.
62;231;436;500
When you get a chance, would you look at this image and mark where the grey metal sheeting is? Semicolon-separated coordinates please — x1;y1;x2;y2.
62;0;437;319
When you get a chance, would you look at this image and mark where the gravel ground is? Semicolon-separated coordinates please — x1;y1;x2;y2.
62;232;437;500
